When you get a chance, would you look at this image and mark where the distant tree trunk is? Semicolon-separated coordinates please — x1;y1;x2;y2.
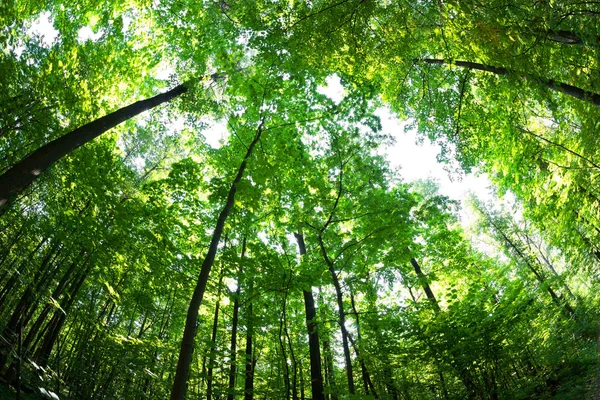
492;221;575;317
244;280;254;400
171;122;264;400
23;250;89;350
410;257;440;311
207;273;224;400
0;237;55;312
410;256;478;398
318;288;336;400
383;367;400;400
285;288;299;400
348;286;377;398
35;259;93;365
293;232;325;400
299;359;305;400
316;235;355;394
227;238;246;400
227;287;240;400
0;83;191;209
417;58;600;107
279;271;294;400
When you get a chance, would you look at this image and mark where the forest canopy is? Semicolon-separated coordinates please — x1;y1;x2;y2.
1;0;600;399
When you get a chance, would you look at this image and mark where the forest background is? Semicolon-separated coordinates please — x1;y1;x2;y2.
1;0;600;399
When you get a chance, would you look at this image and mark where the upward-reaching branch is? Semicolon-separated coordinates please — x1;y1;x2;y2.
416;58;600;107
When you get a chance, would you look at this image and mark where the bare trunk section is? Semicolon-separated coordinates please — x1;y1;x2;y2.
227;238;246;400
244;280;254;400
206;274;223;400
317;235;355;394
294;232;325;400
410;256;478;398
170;122;264;400
417;58;600;107
410;257;440;311
349;287;377;398
0;84;189;209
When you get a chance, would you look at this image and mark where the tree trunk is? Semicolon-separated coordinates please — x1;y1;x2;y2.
227;238;246;400
207;273;224;400
244;280;254;400
417;58;600;107
410;257;440;311
492;222;575;317
410;256;478;398
0;84;190;209
23;250;89;350
317;235;355;394
35;260;92;365
279;271;293;400
227;292;240;400
294;232;325;400
349;286;377;398
171;122;264;400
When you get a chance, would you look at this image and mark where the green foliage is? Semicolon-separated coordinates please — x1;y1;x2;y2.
1;0;600;399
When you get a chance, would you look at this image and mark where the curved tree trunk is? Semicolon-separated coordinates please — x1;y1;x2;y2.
170;122;264;400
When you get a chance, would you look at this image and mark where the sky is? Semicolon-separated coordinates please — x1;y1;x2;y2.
317;76;497;221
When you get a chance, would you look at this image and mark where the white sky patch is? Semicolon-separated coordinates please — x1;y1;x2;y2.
77;26;103;43
132;156;146;171
155;62;174;80
28;12;58;48
201;119;229;149
376;107;496;222
318;75;345;104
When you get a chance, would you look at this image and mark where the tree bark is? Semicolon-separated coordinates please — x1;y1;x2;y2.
417;58;600;107
317;235;355;394
227;238;246;400
348;287;377;398
0;84;190;209
410;257;440;311
170;122;264;400
244;280;254;400
207;272;224;400
294;232;326;400
227;289;240;400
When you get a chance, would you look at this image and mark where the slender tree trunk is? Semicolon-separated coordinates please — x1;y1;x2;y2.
244;280;254;400
0;84;191;209
226;296;240;400
318;288;336;400
23;250;89;350
417;58;600;107
349;287;377;398
294;232;325;400
227;239;246;400
280;272;293;400
410;256;478;398
410;257;440;311
317;235;355;394
35;260;92;365
207;273;224;400
492;222;575;317
299;359;305;400
171;122;264;400
383;367;399;400
284;280;299;400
